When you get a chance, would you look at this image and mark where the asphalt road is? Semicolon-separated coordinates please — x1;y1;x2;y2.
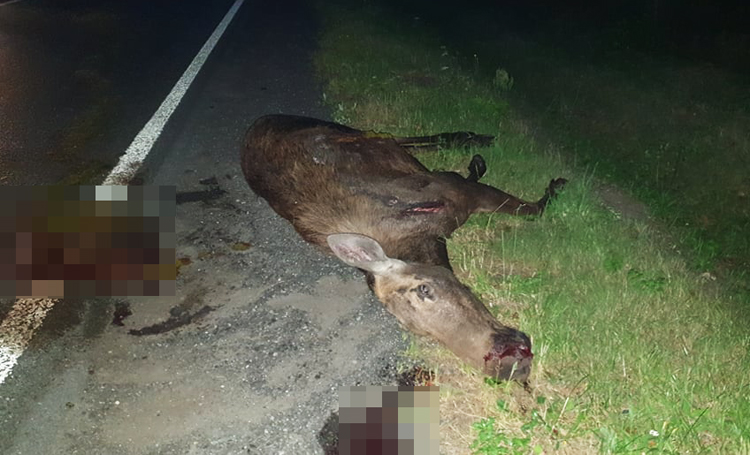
0;1;411;453
0;0;239;185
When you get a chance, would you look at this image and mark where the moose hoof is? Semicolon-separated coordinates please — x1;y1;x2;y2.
467;154;487;182
548;178;568;198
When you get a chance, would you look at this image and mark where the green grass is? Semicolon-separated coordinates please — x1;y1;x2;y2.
388;0;750;276
314;2;750;453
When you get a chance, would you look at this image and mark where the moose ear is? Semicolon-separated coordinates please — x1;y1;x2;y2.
326;233;405;275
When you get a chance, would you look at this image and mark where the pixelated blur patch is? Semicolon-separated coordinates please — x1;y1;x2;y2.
0;186;176;298
337;385;439;455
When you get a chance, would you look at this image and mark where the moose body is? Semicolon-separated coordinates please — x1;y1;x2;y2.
241;114;565;381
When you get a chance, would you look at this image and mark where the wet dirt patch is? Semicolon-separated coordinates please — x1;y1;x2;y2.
175;187;227;205
127;304;214;336
317;411;339;455
111;300;132;326
25;298;85;349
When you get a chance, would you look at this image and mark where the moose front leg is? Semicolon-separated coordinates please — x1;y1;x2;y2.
472;177;567;216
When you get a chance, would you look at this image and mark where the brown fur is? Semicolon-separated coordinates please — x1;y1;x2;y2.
241;115;565;381
242;114;563;267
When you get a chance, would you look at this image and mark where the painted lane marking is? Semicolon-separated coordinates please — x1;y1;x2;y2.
103;0;245;185
0;0;245;385
0;298;56;384
0;0;24;7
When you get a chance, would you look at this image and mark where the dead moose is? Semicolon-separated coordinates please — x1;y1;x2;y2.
241;114;565;381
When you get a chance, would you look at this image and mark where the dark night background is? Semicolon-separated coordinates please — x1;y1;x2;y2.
387;0;750;73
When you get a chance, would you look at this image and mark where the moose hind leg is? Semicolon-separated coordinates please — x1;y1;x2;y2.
535;178;568;213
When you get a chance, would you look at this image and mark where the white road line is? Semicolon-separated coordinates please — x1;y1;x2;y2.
0;298;56;384
103;0;245;185
0;0;24;7
0;0;245;385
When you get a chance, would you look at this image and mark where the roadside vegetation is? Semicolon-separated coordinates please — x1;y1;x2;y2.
314;2;750;453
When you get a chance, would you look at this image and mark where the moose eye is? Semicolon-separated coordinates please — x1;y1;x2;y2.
416;284;433;300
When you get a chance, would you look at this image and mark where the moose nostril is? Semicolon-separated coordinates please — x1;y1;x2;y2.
483;332;534;381
486;343;533;361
